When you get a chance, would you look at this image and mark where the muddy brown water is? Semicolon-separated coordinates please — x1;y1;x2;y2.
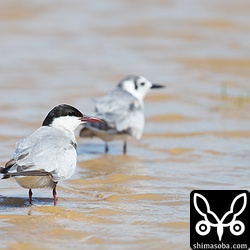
0;1;250;249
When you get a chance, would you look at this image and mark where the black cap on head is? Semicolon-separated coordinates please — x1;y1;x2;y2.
42;104;83;126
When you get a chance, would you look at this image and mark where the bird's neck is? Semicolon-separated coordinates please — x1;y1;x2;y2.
50;117;79;142
54;126;77;143
125;90;145;104
50;116;81;136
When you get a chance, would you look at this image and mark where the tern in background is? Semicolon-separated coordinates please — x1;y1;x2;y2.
79;75;164;154
0;104;102;205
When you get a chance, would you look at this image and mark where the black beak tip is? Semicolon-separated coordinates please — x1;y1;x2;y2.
151;83;165;89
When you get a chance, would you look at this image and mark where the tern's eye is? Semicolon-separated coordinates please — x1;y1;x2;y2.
140;82;145;86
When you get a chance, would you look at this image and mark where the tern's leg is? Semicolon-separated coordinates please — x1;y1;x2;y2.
123;141;127;155
105;142;109;153
29;189;33;204
53;186;57;206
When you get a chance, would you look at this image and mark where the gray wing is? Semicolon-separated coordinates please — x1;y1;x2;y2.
3;127;77;181
85;88;145;139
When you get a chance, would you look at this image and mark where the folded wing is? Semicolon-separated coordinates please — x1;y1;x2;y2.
84;88;145;139
2;126;77;181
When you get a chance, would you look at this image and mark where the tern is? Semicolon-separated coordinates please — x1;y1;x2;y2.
79;75;164;154
0;104;102;205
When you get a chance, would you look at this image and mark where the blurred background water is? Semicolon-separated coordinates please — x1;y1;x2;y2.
0;0;250;249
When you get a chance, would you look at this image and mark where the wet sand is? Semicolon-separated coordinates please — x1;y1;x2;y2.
0;0;250;249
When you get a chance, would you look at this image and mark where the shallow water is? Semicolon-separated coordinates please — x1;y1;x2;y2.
0;0;250;249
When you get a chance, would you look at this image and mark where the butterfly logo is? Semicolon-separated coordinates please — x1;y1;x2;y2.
193;193;247;241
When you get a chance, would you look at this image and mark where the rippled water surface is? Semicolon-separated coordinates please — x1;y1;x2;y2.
0;1;250;249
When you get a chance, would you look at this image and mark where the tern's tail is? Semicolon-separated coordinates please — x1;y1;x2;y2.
79;127;96;138
79;121;110;138
1;158;16;179
0;167;12;179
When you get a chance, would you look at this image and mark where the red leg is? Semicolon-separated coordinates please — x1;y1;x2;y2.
29;189;33;204
53;187;57;206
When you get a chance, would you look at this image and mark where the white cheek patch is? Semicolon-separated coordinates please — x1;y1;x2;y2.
51;116;82;131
